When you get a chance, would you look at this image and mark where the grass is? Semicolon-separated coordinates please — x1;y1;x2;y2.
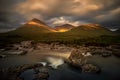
0;25;119;46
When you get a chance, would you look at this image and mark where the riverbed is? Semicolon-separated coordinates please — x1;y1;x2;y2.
0;49;120;80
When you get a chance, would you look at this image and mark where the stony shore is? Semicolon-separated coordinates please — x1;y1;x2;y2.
0;41;120;80
0;41;120;58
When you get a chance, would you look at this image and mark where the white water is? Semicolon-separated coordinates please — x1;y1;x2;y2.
47;57;64;69
82;52;92;57
36;62;47;66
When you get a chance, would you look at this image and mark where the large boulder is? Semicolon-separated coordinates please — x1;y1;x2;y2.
68;49;101;74
68;49;87;67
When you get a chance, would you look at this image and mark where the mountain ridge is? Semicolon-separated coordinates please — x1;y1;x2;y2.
54;24;75;32
1;18;114;42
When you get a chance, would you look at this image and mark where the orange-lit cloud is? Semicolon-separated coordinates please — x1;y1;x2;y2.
16;0;101;17
0;0;120;28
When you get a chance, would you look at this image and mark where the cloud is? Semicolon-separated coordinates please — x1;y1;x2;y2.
0;0;120;28
16;0;102;18
15;0;60;20
47;16;86;27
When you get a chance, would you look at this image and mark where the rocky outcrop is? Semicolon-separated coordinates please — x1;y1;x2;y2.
68;49;87;67
68;49;101;73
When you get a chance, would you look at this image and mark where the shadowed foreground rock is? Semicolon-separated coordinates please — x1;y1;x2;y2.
0;63;49;80
82;64;101;73
34;72;49;80
68;49;101;73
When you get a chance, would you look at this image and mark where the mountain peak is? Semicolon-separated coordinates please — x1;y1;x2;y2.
26;18;46;25
22;18;56;32
54;24;75;32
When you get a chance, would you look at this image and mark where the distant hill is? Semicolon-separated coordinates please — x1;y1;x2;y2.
54;24;75;32
65;24;113;37
0;19;117;45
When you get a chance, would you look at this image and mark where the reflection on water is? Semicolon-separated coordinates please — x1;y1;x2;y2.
0;50;70;68
0;50;120;80
47;57;64;69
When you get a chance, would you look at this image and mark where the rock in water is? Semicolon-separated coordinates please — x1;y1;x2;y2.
82;64;101;73
68;49;87;67
68;49;101;74
34;73;49;79
102;52;111;57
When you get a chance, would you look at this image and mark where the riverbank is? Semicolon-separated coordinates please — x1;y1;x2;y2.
0;41;120;80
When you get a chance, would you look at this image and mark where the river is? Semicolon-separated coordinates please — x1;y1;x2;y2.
0;49;120;80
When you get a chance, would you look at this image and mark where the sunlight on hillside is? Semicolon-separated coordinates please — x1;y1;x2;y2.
57;29;69;32
83;24;100;28
27;21;57;32
27;21;70;32
27;21;41;25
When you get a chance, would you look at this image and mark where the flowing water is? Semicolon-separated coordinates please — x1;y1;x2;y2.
0;50;120;80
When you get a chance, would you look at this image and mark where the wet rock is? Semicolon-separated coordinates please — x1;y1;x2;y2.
0;54;6;58
0;49;5;52
110;45;120;49
4;50;27;55
82;64;101;73
68;49;87;67
0;63;45;80
102;52;112;57
34;68;40;74
91;48;112;57
20;41;33;48
39;67;49;73
112;49;120;57
68;49;101;74
34;72;49;80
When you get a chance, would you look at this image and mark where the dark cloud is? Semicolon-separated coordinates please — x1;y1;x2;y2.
0;0;26;29
0;0;120;29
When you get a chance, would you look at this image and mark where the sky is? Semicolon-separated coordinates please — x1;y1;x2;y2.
0;0;120;29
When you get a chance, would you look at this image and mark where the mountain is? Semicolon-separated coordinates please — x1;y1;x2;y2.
1;20;116;44
66;24;113;37
54;24;75;32
9;18;56;35
22;18;55;32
